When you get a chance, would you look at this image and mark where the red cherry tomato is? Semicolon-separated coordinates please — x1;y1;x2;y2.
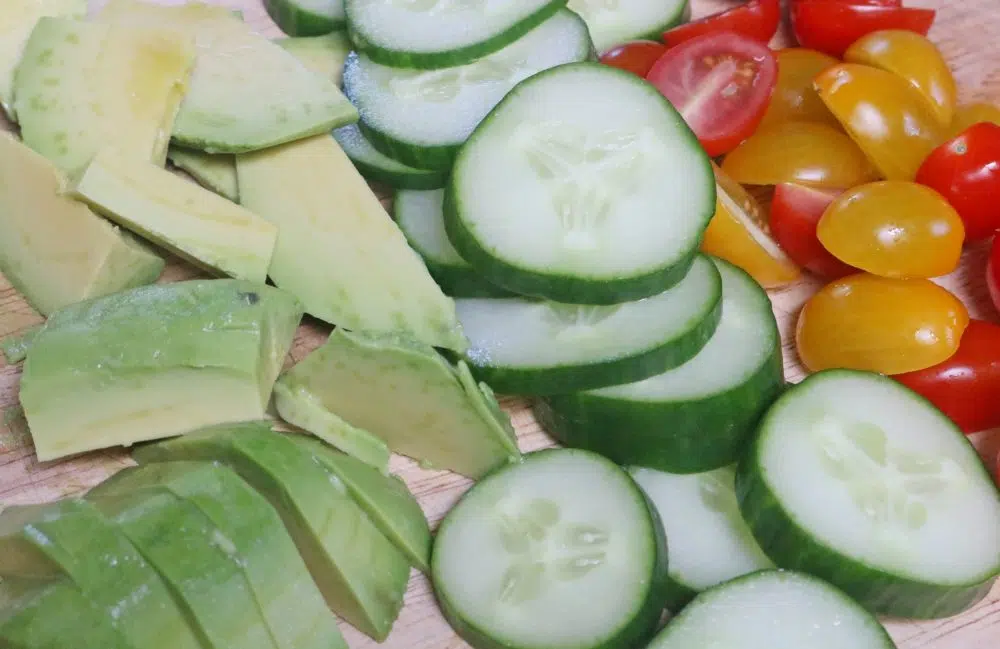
894;320;1000;434
915;122;1000;242
791;2;936;58
989;237;1000;314
646;32;778;157
792;0;902;6
661;0;781;47
770;183;856;279
599;40;668;78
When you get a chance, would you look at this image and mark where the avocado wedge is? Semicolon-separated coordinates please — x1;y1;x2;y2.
168;148;239;203
1;580;133;649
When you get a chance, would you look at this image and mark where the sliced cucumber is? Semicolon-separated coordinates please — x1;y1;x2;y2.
433;448;668;649
738;369;1000;619
345;0;568;69
343;9;592;171
647;570;896;649
447;63;714;304
568;0;690;53
265;0;344;36
394;189;511;297
456;254;721;395
629;465;772;610
334;126;448;190
536;257;782;472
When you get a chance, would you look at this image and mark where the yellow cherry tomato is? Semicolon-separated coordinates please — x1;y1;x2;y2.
844;30;957;128
815;63;946;181
817;181;964;279
721;122;879;189
796;274;969;375
950;101;1000;137
700;164;801;288
759;48;841;128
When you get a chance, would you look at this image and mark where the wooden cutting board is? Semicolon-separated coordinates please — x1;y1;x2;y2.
1;0;998;647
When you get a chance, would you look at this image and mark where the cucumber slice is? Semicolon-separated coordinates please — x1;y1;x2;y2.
394;189;512;297
647;570;896;649
456;254;721;395
447;63;715;304
334;126;448;190
536;257;783;472
738;369;1000;619
568;0;690;53
628;465;772;610
345;0;568;69
433;449;668;649
265;0;344;36
342;9;592;171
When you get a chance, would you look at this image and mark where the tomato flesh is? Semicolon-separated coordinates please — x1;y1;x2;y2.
661;0;780;47
770;183;855;279
989;238;1000;314
791;2;936;58
599;41;668;78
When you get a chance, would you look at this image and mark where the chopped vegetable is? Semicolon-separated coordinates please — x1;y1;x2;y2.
598;40;667;77
334;126;448;190
167;148;239;202
661;0;780;47
791;1;935;58
769;183;855;279
950;101;1000;137
568;0;689;53
758;48;840;128
990;237;1000;313
265;0;344;37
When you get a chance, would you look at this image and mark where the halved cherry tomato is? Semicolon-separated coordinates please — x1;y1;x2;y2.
794;0;902;5
950;102;1000;137
815;64;946;181
599;41;668;78
844;30;956;127
795;273;969;375
791;2;935;59
915;122;1000;242
722;122;878;188
817;181;964;279
989;238;1000;314
770;183;855;279
894;320;1000;434
759;48;840;128
661;0;780;47
646;32;778;157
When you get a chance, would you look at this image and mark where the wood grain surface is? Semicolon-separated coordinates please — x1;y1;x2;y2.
1;0;999;647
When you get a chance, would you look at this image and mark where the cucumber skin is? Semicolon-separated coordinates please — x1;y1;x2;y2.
350;152;448;191
357;119;457;173
424;262;517;299
264;0;344;37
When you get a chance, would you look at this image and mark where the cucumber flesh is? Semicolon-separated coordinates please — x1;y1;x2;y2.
265;0;344;37
334;126;448;190
740;369;1000;618
433;449;668;649
455;254;721;395
447;62;715;304
568;0;690;52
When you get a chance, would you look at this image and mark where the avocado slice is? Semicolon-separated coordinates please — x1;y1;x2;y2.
133;423;411;641
1;580;134;649
97;0;357;154
14;16;196;174
0;326;40;365
236;134;467;351
275;329;521;478
276;33;351;87
0;132;165;316
88;488;279;649
168;148;239;203
0;499;202;649
18;280;303;461
71;148;278;283
88;462;347;649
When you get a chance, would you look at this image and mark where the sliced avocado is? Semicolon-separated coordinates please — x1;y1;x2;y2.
276;329;519;478
168;148;239;203
0;325;40;365
0;132;164;316
0;580;133;649
276;33;351;87
19;280;303;461
72;148;278;283
133;422;411;641
291;436;432;573
14;16;195;173
98;0;358;154
236;134;467;351
0;499;203;649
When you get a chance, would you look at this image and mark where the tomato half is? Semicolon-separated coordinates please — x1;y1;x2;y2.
950;102;1000;137
792;0;902;5
894;320;1000;434
791;2;936;58
915;122;1000;242
770;183;855;279
759;48;840;129
989;238;1000;314
599;41;668;78
661;0;780;47
647;32;778;157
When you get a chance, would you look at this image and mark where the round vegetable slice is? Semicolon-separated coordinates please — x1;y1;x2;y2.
264;0;344;36
569;0;689;54
660;0;780;47
738;369;1000;618
333;125;448;190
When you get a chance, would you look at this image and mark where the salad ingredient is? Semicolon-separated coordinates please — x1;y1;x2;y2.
758;48;840;128
791;2;935;58
990;237;1000;313
950;101;1000;136
599;40;667;77
769;183;855;279
568;0;689;53
0;327;40;365
276;32;352;85
660;0;780;47
168;148;239;202
0;581;132;649
333;126;448;190
265;0;344;36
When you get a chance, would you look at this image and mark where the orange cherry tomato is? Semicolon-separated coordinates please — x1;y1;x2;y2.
949;102;1000;138
721;122;878;189
699;163;801;288
759;48;841;128
816;181;964;279
815;63;946;181
844;30;957;128
795;273;969;375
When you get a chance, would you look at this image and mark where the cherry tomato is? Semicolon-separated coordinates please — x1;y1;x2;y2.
989;238;1000;314
661;0;780;47
791;2;935;59
792;0;902;6
646;32;778;157
815;64;946;181
950;102;1000;137
844;30;956;127
795;273;969;375
700;164;801;288
915;123;1000;242
894;320;1000;434
770;183;855;279
599;41;668;78
759;48;840;129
